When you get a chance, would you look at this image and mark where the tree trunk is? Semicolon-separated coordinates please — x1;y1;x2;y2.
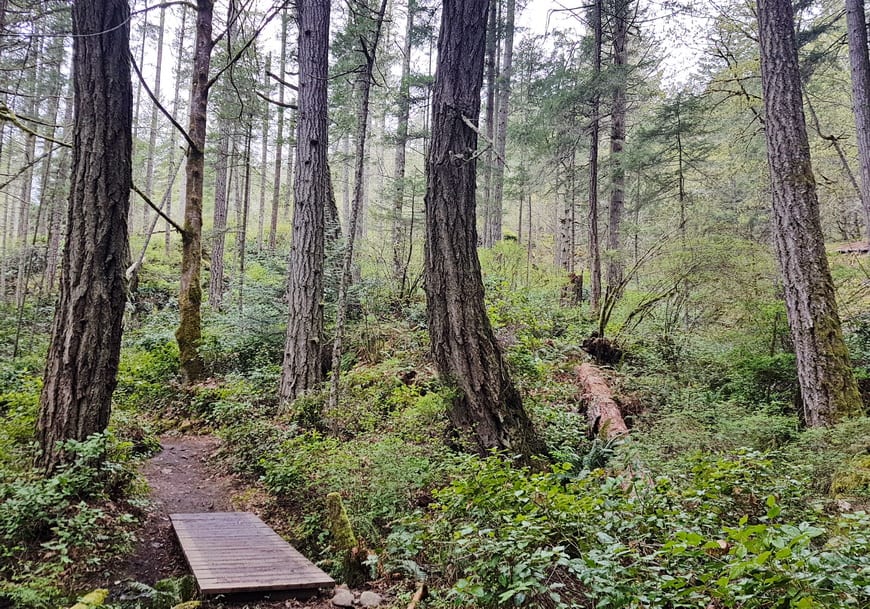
392;0;414;292
36;0;132;471
209;123;230;310
166;4;188;256
269;10;289;252
605;0;628;295
488;0;515;245
329;0;389;411
845;0;870;241
133;1;149;146
237;116;253;312
480;0;498;247
44;96;74;296
424;0;543;460
588;0;603;314
279;0;331;403
756;0;862;426
257;55;270;253
176;0;214;384
577;363;628;438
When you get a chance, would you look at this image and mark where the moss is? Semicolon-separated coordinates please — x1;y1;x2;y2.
325;492;367;585
68;588;108;609
830;455;870;496
326;492;358;552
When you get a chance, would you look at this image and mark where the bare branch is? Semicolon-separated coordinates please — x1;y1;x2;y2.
132;184;186;235
130;52;197;153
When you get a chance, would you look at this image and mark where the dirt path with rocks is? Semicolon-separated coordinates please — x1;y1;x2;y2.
117;434;337;608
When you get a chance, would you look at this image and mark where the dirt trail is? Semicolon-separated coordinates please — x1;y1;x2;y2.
118;435;337;608
121;435;236;585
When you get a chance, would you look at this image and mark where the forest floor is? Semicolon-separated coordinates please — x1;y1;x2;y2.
113;434;337;609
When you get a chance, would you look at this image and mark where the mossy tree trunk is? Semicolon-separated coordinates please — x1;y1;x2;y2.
756;0;863;425
176;0;214;384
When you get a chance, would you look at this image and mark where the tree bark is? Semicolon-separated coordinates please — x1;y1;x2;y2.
424;0;543;460
845;0;870;241
756;0;862;425
279;0;331;403
36;0;132;471
577;363;628;438
176;0;214;384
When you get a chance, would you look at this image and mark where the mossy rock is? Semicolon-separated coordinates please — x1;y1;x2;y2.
69;589;109;609
171;602;202;609
831;455;870;496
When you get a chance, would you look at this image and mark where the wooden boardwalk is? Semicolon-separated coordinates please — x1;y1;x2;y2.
170;512;335;596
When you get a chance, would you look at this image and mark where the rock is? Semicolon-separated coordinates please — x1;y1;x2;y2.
359;591;383;607
331;588;355;607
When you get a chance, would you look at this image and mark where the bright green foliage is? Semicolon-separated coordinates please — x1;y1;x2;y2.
387;453;869;608
0;434;138;608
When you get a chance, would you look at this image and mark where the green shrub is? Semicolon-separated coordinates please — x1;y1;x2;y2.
0;434;138;608
386;452;868;608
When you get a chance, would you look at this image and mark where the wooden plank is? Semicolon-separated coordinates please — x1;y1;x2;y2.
170;512;335;595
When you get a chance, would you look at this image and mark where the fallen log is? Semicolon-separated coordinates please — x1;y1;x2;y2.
577;363;629;439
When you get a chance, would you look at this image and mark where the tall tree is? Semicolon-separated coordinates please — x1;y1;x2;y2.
588;0;603;313
209;121;230;309
143;4;167;231
605;0;629;296
424;0;543;459
756;0;862;425
487;0;516;244
392;0;414;292
329;0;390;410
279;0;331;403
36;0;132;471
268;9;289;252
175;0;214;383
845;0;870;240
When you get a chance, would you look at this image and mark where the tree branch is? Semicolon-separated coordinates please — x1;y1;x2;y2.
267;69;299;90
0;104;70;147
132;184;186;235
130;52;197;152
255;90;297;109
206;2;285;91
131;1;197;16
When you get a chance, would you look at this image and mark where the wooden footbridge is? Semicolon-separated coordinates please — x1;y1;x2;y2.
171;512;335;596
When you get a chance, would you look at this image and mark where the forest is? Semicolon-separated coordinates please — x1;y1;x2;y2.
1;0;869;607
